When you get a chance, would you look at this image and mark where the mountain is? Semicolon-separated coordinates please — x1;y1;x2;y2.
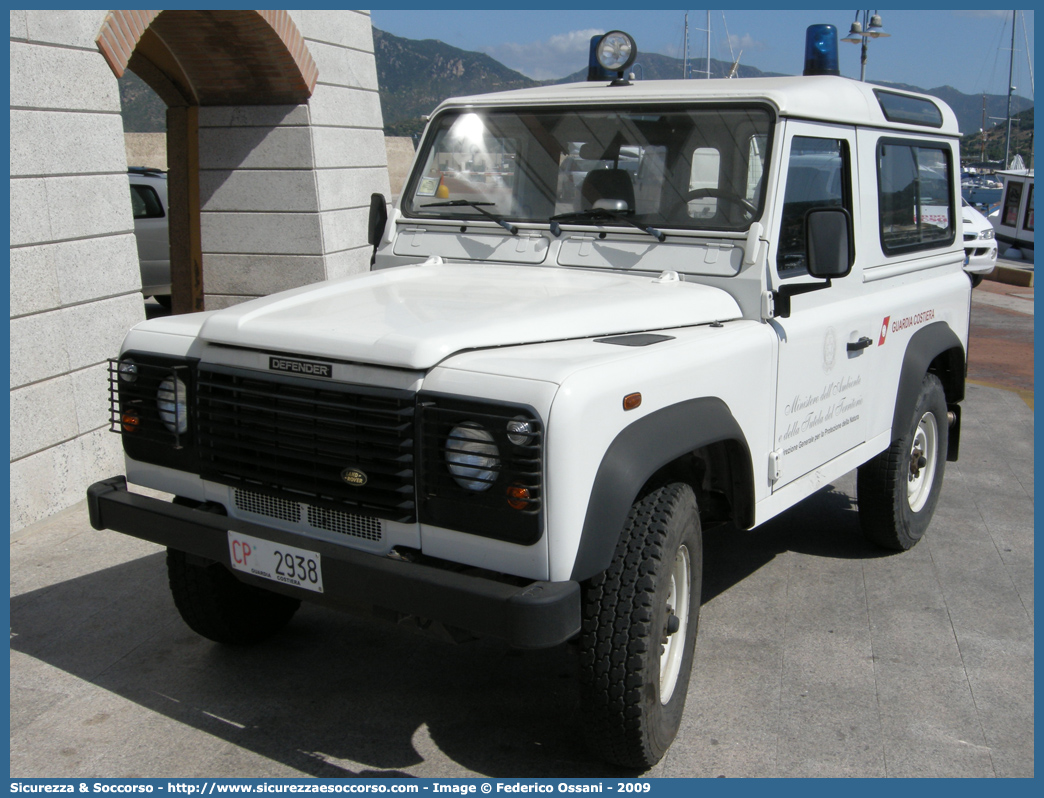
117;25;1033;163
373;29;1032;154
118;69;167;132
960;106;1034;165
555;52;786;83
373;28;541;137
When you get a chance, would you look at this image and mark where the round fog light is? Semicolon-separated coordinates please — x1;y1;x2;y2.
445;422;500;491
157;376;188;434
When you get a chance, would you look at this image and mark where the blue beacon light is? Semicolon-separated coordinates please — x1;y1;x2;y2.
803;24;840;77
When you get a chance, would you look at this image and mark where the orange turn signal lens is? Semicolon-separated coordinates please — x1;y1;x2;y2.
121;409;140;432
623;392;642;411
506;484;531;510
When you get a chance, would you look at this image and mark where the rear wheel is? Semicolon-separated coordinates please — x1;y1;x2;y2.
167;549;300;645
578;483;702;768
857;374;948;550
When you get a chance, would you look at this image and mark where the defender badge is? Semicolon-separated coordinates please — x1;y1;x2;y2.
341;468;367;486
269;356;332;378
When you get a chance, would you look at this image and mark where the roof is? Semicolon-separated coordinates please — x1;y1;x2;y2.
434;75;961;137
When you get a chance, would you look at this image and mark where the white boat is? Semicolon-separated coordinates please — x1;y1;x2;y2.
991;169;1034;257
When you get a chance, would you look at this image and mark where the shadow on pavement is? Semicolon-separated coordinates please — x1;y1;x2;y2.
11;481;891;777
703;482;892;604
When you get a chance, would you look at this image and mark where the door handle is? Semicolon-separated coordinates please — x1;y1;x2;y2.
847;336;873;352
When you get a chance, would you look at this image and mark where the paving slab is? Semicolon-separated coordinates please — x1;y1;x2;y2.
10;385;1033;778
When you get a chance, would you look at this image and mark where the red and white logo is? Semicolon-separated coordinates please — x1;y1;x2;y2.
878;316;890;346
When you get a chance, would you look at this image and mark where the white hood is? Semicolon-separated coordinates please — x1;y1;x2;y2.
198;262;742;370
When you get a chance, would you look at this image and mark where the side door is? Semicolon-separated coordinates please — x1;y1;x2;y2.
769;122;875;490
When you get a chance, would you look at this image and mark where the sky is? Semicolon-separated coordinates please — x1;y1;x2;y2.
370;7;1034;101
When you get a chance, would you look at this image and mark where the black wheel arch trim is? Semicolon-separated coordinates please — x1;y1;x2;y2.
570;397;753;582
891;321;965;449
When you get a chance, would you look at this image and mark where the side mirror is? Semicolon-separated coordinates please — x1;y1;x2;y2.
367;193;388;247
772;207;854;318
806;207;853;279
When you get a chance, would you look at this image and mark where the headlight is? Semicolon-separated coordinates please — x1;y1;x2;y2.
157;376;189;434
978;229;995;240
445;422;500;491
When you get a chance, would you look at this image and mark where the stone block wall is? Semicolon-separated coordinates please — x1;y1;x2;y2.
9;10;145;532
202;10;391;309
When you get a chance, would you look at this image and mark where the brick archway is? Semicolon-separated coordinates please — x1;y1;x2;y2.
96;10;318;105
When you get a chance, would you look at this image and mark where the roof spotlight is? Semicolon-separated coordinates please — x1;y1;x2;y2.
588;30;638;85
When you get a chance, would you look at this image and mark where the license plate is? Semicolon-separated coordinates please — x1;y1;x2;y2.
227;531;324;593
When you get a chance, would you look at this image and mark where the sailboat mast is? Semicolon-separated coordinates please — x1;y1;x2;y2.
683;12;689;79
1004;9;1015;167
980;94;987;164
706;9;710;79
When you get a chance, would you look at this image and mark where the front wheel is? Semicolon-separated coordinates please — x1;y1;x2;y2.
167;549;300;645
578;483;703;769
857;373;948;550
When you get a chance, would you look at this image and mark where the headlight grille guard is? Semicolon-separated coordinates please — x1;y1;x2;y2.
417;394;544;546
108;357;193;448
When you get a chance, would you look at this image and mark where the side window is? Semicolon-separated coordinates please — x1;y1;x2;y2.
877;140;954;254
1002;181;1024;227
777;137;849;273
130;183;165;219
1024;184;1034;232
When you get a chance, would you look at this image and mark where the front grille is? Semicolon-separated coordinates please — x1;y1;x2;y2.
197;364;416;523
234;488;300;523
307;505;383;541
234;487;384;543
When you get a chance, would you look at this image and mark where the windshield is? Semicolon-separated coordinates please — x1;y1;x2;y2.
403;105;773;233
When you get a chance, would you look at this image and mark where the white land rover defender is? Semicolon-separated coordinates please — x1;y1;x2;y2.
89;28;972;768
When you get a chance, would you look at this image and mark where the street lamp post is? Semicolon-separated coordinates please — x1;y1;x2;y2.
842;10;890;81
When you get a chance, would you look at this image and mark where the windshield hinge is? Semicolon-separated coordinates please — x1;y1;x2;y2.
760;291;775;320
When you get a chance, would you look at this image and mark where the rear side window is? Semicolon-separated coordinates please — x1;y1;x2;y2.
877;139;953;254
130;183;165;219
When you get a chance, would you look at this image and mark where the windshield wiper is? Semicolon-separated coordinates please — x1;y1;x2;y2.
548;209;666;242
422;199;518;235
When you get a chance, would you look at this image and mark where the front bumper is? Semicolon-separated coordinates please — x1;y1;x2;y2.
87;476;580;649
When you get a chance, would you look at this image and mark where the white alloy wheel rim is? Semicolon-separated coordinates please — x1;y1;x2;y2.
907;411;938;513
659;544;690;704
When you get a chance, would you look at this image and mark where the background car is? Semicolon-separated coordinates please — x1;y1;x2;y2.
962;196;997;286
128;167;171;308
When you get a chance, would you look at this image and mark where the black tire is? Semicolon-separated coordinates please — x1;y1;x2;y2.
166;549;300;645
154;294;172;310
970;273;984;288
857;373;948;550
578;483;703;769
